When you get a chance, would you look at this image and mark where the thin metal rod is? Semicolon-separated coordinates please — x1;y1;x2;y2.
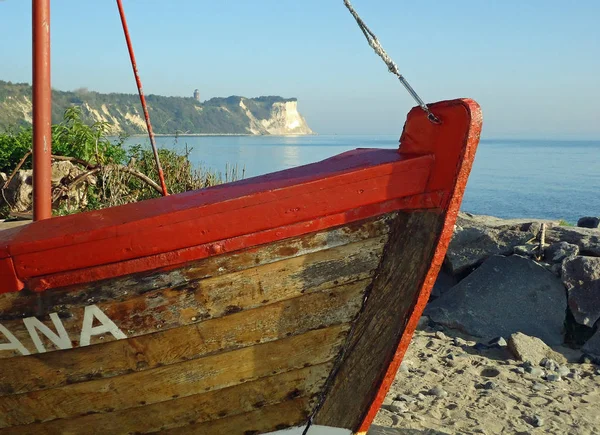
32;0;53;221
116;0;168;196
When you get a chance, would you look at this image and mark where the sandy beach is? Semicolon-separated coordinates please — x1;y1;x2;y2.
370;325;600;435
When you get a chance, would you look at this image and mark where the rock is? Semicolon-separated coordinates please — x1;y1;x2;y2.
488;336;507;347
540;358;560;372
381;402;408;414
582;329;600;358
480;367;501;378
546;226;600;257
395;394;417;404
527;367;544;378
577;217;600;229
428;386;448;398
434;331;447;340
445;214;547;275
557;366;571;377
562;256;600;326
399;361;411;373
453;337;468;347
416;316;430;330
473;342;489;352
430;270;456;298
482;381;496;390
426;256;567;345
514;244;539;257
532;382;546;392
3;170;33;212
546;373;561;382
544;242;579;263
531;415;544;427
550;263;562;277
2;161;96;213
579;354;595;364
416;393;426;401
508;332;567;365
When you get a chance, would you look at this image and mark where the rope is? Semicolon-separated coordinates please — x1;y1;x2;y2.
343;0;440;123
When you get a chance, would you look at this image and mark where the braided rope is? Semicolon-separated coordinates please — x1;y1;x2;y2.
343;0;440;123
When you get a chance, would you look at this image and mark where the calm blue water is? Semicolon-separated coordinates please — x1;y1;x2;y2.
121;135;600;223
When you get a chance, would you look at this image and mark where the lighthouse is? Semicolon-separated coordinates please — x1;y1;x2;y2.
193;89;200;102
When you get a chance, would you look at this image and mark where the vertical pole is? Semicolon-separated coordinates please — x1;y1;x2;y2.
32;0;53;221
116;0;168;196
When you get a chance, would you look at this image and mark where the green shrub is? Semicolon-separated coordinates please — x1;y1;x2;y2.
0;108;241;218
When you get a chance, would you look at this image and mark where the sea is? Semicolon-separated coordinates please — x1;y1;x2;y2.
120;135;600;224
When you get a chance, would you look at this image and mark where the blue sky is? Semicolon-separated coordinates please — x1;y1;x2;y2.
0;0;598;138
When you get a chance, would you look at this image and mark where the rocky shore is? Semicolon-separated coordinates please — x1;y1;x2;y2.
371;212;600;434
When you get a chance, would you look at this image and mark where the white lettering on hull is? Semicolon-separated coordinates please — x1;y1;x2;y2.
0;304;127;356
80;304;127;346
24;312;72;353
0;324;31;355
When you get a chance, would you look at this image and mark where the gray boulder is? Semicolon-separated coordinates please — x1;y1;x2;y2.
544;242;579;264
445;213;551;275
562;256;600;327
430;270;456;299
426;255;567;345
546;226;600;257
577;216;600;229
582;329;600;358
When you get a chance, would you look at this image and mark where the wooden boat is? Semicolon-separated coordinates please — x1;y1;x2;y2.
0;97;482;434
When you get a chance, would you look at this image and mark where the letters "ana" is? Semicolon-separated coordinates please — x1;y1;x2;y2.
0;305;127;355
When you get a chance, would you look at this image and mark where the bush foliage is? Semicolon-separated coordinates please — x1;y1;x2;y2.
0;107;240;218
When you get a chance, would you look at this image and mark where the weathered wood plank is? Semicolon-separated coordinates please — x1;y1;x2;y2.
0;213;393;317
0;324;349;427
162;397;310;435
0;234;383;357
4;364;329;435
314;210;444;430
0;279;367;396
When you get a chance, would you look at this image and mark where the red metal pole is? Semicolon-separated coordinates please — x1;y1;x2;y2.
32;0;53;221
116;0;168;196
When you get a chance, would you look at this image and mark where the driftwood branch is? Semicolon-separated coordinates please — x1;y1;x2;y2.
57;164;163;197
104;165;163;194
2;152;164;214
51;155;97;169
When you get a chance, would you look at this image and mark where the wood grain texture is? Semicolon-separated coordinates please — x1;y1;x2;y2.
314;210;444;430
0;213;393;316
0;324;349;427
0;235;387;359
0;279;367;396
162;397;310;435
4;364;328;435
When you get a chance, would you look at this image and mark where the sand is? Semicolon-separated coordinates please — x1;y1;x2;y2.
369;326;600;435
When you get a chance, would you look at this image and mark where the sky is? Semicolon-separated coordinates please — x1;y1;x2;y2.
0;0;598;138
